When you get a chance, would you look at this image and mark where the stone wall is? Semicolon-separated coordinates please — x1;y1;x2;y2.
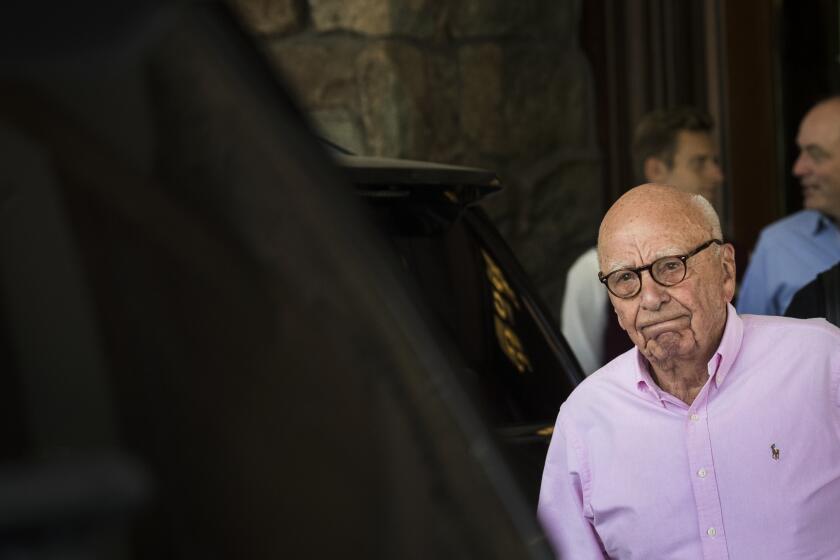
232;0;602;321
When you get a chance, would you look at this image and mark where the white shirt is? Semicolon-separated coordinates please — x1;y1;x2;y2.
561;247;607;375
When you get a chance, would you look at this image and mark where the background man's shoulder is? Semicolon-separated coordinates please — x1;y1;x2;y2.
757;210;821;242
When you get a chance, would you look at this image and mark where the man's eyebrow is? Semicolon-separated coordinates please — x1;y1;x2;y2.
804;144;830;157
799;141;828;153
602;261;632;274
603;246;686;273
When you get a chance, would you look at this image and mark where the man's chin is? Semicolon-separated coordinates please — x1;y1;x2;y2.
802;191;823;211
642;332;690;363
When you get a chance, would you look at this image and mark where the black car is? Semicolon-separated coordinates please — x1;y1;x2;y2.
338;153;584;497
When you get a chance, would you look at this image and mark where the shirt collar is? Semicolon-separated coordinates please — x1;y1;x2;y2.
633;303;744;397
711;303;743;387
811;211;839;236
633;352;657;399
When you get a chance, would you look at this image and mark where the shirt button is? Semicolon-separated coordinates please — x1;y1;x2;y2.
707;527;717;537
690;414;700;422
697;468;707;478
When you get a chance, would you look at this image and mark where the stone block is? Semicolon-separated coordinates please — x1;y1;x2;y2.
309;108;367;154
268;37;463;158
355;42;405;156
266;35;364;110
449;0;579;41
502;48;593;159
459;43;505;155
231;0;302;36
356;41;460;159
310;0;444;38
419;53;463;163
311;0;392;35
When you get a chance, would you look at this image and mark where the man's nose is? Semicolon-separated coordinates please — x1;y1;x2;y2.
638;270;669;310
793;152;810;177
709;161;724;184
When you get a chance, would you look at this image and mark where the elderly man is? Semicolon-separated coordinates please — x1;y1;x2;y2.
562;107;724;374
738;96;840;316
539;184;840;559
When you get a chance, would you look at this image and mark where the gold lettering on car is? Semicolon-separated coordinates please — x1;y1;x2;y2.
492;290;513;320
482;250;532;374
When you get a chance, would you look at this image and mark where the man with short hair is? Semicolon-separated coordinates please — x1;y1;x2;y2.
540;184;840;559
630;106;723;202
737;96;840;316
562;107;723;374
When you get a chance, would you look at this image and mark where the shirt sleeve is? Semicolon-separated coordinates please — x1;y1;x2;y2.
538;414;606;559
737;234;777;315
561;248;607;375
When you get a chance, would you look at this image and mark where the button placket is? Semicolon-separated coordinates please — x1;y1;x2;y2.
686;397;729;558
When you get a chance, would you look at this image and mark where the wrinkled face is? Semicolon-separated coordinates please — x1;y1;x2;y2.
599;211;735;366
793;103;840;221
655;131;723;202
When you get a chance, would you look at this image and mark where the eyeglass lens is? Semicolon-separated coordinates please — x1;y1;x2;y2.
607;257;685;297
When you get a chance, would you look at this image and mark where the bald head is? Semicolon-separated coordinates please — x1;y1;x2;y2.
799;97;840;150
808;96;840;118
794;96;840;221
598;184;721;265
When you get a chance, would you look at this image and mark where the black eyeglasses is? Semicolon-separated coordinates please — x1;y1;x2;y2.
598;239;724;299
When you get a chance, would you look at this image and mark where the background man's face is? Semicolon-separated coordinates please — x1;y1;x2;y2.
793;103;840;221
655;131;723;202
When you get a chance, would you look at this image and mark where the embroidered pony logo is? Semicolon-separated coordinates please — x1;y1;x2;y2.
770;443;780;461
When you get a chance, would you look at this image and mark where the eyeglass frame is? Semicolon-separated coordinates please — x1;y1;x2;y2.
598;239;724;299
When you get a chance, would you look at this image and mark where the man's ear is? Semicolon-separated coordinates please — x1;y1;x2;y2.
644;157;668;183
721;243;737;303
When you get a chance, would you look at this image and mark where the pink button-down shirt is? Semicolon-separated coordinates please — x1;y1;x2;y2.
538;305;840;559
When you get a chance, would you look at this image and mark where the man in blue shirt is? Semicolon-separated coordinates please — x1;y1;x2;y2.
738;97;840;316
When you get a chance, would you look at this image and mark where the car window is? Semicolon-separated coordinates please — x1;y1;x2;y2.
363;196;583;503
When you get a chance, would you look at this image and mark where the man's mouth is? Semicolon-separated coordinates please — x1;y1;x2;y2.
639;315;690;339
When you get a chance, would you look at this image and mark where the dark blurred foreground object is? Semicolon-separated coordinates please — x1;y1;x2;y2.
0;1;572;558
785;262;840;327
